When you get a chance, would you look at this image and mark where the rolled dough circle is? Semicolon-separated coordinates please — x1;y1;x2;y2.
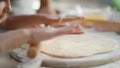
40;34;118;58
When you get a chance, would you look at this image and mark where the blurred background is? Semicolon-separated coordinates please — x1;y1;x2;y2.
10;0;120;21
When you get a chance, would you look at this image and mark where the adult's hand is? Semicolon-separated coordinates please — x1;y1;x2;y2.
29;24;83;42
0;15;83;30
0;24;83;54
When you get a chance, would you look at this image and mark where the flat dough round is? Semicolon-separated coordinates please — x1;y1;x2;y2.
40;34;118;58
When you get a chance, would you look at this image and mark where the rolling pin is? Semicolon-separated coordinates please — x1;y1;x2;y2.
27;42;41;59
86;19;120;33
93;20;120;34
81;18;120;33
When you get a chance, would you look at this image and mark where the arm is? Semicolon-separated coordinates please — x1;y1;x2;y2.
37;0;57;16
1;15;83;30
2;15;52;30
93;20;120;34
0;29;31;54
0;25;83;55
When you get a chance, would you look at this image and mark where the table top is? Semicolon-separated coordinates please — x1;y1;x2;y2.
43;29;120;68
85;28;120;68
41;29;120;68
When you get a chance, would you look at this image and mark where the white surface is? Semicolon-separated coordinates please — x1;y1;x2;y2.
17;29;120;68
87;29;120;68
0;29;120;68
40;29;120;68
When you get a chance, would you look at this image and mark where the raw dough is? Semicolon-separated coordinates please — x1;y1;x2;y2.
40;34;118;58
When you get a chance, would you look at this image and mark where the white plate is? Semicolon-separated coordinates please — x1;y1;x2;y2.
11;37;120;68
41;49;120;68
12;46;120;68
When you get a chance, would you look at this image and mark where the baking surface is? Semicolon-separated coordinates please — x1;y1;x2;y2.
42;29;120;68
86;29;120;68
0;28;120;68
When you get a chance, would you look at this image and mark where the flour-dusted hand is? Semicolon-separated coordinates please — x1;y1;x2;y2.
29;24;83;42
27;24;83;58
